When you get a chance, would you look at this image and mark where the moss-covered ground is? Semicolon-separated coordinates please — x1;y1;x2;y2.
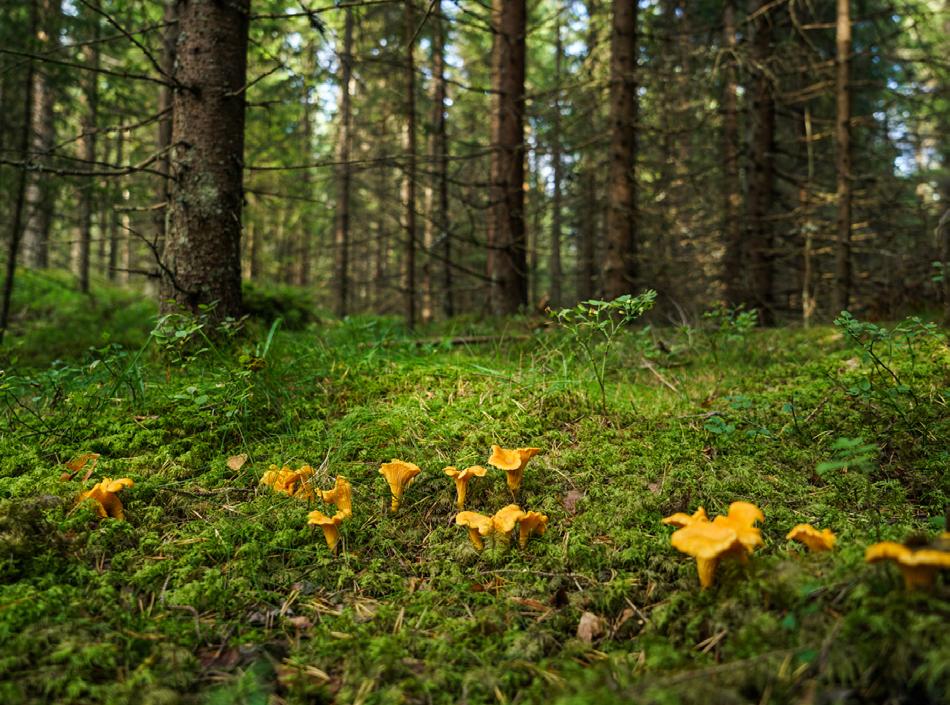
1;273;948;704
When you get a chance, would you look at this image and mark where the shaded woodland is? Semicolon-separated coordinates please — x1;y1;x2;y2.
0;0;948;332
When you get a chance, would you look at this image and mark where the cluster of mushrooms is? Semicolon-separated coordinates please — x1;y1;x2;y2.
256;445;549;554
662;502;950;590
74;454;949;591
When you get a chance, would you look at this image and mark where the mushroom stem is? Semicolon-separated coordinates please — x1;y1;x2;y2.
467;528;485;551
900;565;937;590
320;524;341;553
454;480;467;510
696;557;719;589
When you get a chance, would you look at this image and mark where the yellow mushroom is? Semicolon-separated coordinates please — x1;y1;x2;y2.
379;459;422;511
317;475;352;518
492;504;526;539
308;510;347;553
661;507;709;528
786;524;836;552
260;464;315;499
456;511;494;550
711;501;764;555
444;465;488;509
671;522;747;588
79;477;134;520
487;445;541;494
518;511;548;548
866;541;950;590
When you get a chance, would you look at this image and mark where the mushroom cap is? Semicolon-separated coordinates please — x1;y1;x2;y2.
671;522;744;561
662;507;709;528
492;504;526;534
80;478;134;519
520;511;548;536
444;465;488;480
261;464;314;497
488;446;541;471
786;524;836;551
102;477;134;493
725;501;765;525
318;476;352;518
866;542;950;569
307;509;345;527
456;511;493;536
379;459;422;490
711;502;764;554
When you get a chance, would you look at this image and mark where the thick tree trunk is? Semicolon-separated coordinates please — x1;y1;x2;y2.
487;0;527;314
577;0;600;302
76;24;100;294
603;0;638;299
833;0;852;314
748;0;775;324
154;0;178;260
22;0;59;270
334;6;353;317
161;0;249;319
404;0;418;327
1;2;37;344
549;14;564;309
721;0;743;305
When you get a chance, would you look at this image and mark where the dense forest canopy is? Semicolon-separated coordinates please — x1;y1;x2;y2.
0;0;947;329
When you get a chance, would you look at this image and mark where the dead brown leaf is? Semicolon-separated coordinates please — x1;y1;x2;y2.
226;453;248;471
576;611;606;644
562;489;584;514
63;452;100;482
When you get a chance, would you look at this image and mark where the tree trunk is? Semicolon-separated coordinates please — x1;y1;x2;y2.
109;129;123;281
603;0;638;299
154;0;178;260
432;3;453;319
77;22;100;294
577;0;600;302
833;0;852;314
721;0;743;305
161;0;249;319
0;1;36;344
487;0;527;314
334;6;353;317
748;0;775;324
404;0;418;327
549;13;564;309
22;0;59;270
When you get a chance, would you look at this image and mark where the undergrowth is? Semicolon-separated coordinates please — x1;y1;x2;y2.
1;279;948;705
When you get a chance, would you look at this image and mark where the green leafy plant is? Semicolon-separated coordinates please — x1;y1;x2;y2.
702;303;758;364
816;436;878;478
550;291;657;415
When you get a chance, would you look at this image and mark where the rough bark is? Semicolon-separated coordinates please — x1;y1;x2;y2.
576;0;599;302
154;0;178;260
748;0;775;324
549;13;564;309
832;0;852;314
433;5;453;319
603;0;638;299
487;0;527;314
1;2;36;344
161;0;249;319
334;6;353;317
404;0;418;328
22;0;59;270
721;0;743;305
109;129;123;281
77;23;100;294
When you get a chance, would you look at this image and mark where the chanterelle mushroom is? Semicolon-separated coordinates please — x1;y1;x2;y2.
260;464;315;500
518;511;548;548
456;511;494;550
711;501;765;555
787;524;836;552
671;522;747;588
79;477;134;520
662;507;709;528
444;465;488;510
318;476;352;518
379;459;422;512
866;539;950;590
487;445;541;494
308;510;347;553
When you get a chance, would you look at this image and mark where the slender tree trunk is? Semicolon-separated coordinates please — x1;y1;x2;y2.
801;106;817;326
155;0;178;259
431;3;453;318
109;129;123;281
748;0;775;324
487;0;527;314
299;77;313;286
77;23;100;294
577;0;600;301
404;0;418;327
0;2;37;344
22;0;59;270
549;13;564;309
334;7;353;317
603;0;638;299
833;0;852;314
721;0;743;304
161;0;249;318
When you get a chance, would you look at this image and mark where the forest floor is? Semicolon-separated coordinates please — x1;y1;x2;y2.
1;272;948;705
